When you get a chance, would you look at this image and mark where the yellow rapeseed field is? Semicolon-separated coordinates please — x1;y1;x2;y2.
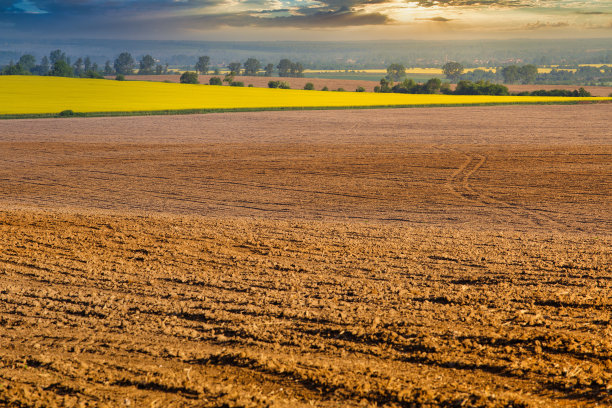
0;76;609;116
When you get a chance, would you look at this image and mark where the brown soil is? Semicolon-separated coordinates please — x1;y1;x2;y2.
1;104;611;407
123;74;379;92
504;84;612;97
120;74;612;96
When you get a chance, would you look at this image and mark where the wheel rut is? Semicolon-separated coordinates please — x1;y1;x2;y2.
446;151;566;230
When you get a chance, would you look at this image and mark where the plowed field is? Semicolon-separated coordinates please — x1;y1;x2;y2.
125;75;612;97
1;104;611;407
125;74;380;92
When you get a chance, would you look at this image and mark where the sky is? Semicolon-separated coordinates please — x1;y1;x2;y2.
0;0;611;40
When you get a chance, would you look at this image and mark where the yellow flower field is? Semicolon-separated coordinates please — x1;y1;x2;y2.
0;76;609;116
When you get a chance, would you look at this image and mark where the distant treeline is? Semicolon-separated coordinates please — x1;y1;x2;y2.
0;49;167;78
375;65;594;96
0;50;305;79
3;38;611;71
377;62;608;92
215;58;305;77
450;63;612;86
375;78;592;97
3;48;610;87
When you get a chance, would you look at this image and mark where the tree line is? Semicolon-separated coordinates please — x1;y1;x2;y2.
0;50;306;79
379;63;510;95
191;57;304;77
0;50;172;78
377;63;592;96
439;61;611;85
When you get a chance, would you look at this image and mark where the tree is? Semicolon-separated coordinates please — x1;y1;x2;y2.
268;80;283;88
277;59;292;77
139;55;156;75
386;63;406;82
577;66;601;81
209;77;222;85
84;57;92;72
103;60;114;75
33;56;49;75
114;52;135;75
264;63;274;76
228;62;241;75
195;56;210;74
49;49;67;65
423;78;442;94
73;58;84;76
18;54;36;72
180;71;199;84
501;65;520;84
304;82;314;90
377;78;393;93
81;70;103;79
454;80;508;96
577;87;591;97
243;58;261;76
442;61;464;81
518;64;537;84
49;60;74;77
290;62;304;77
1;62;30;75
355;86;365;92
276;59;303;77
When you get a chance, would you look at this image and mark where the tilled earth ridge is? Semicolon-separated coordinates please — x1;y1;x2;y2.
0;211;611;407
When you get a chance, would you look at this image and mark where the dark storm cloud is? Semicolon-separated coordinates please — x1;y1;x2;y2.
1;0;393;33
179;7;391;28
1;0;609;36
1;0;222;15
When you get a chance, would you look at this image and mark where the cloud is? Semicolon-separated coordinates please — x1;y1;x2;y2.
416;16;453;22
415;0;527;8
182;7;392;28
5;0;47;14
584;21;612;29
523;20;570;30
2;0;224;15
576;11;610;15
0;0;610;37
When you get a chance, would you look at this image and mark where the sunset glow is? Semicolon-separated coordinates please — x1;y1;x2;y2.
1;0;610;40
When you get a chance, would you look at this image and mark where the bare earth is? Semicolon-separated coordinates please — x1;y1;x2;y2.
122;74;380;92
0;104;611;407
124;74;612;96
